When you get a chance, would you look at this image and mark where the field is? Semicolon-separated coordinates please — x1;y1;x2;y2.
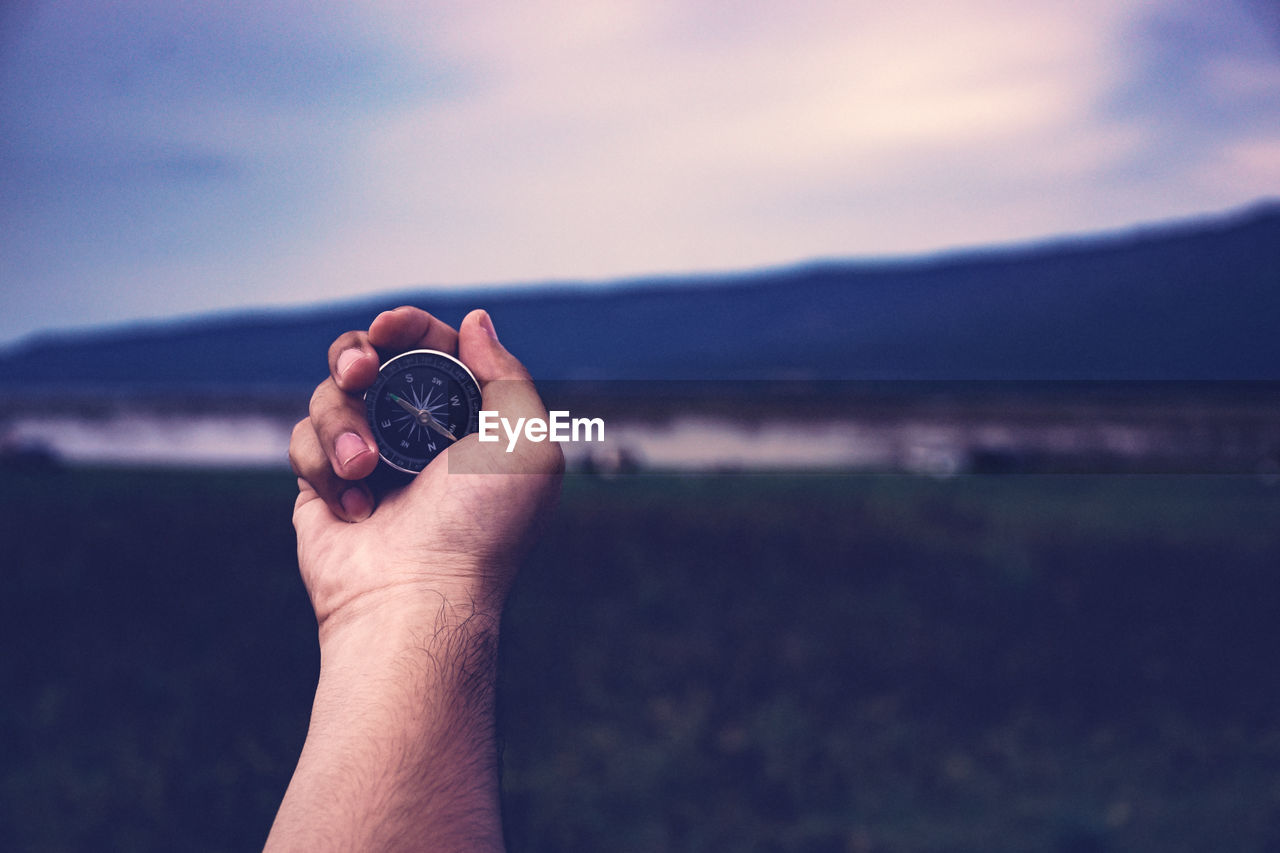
3;467;1280;851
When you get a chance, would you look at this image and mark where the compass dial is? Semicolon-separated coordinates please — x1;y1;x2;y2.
365;349;483;475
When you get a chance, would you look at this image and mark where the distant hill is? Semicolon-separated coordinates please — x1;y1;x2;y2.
2;201;1278;395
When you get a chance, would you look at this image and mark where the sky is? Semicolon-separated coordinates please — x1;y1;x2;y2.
2;0;1278;346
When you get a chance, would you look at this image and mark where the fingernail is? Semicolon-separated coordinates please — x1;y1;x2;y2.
337;348;363;379
336;432;371;468
478;310;499;342
340;487;372;521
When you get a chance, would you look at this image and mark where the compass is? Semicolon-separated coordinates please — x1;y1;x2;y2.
364;349;483;475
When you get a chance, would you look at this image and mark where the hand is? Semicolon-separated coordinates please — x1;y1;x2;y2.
287;306;564;640
274;306;560;852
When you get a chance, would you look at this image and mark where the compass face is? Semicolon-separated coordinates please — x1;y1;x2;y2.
365;349;483;474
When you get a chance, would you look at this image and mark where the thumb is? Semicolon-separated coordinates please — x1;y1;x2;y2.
454;309;563;476
458;309;545;424
457;309;530;385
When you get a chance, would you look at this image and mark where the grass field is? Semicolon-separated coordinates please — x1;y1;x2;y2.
3;467;1279;851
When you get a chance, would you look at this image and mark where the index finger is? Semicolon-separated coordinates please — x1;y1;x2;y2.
326;307;460;394
368;306;459;356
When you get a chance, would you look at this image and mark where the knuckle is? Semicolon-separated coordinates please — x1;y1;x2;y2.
328;329;366;358
288;419;312;464
308;378;339;421
288;418;332;480
307;379;328;414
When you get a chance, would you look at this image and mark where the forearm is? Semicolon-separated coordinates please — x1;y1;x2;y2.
266;605;504;852
276;306;560;849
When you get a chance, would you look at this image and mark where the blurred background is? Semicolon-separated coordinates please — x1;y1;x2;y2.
2;1;1279;850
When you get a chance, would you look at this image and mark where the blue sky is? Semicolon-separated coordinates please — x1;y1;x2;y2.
2;0;1278;346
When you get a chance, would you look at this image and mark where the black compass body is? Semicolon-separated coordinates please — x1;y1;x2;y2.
365;349;483;475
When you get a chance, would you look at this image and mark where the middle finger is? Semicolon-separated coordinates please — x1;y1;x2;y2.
309;377;379;481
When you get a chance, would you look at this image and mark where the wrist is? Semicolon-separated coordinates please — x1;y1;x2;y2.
315;580;503;654
305;545;510;653
309;582;504;771
314;601;501;744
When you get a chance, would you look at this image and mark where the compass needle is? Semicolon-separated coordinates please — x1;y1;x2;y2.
389;393;423;419
423;414;458;443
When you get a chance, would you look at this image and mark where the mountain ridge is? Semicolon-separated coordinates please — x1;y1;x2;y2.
2;200;1278;390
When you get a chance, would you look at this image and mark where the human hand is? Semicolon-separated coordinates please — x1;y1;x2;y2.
274;308;558;851
288;306;564;643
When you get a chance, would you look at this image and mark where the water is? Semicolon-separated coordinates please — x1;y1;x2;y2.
2;409;884;471
4;411;298;468
5;404;1276;475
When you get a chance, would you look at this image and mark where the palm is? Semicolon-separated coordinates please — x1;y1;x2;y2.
294;438;556;629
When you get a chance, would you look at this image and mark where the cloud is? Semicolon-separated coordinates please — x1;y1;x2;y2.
1087;0;1280;219
289;0;1154;285
0;0;424;321
2;0;1277;344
